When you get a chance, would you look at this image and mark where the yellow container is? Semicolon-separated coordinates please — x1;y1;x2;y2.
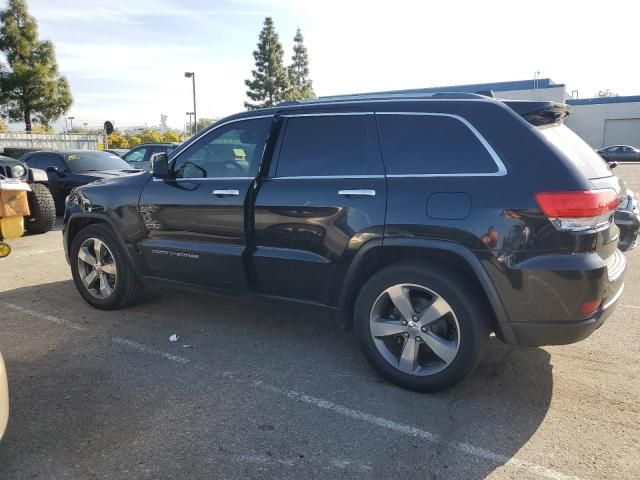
0;216;24;240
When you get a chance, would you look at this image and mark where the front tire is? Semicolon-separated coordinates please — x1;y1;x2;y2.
70;224;143;309
25;183;56;234
354;262;489;392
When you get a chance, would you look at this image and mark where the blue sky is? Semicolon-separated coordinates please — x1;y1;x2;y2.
3;0;640;131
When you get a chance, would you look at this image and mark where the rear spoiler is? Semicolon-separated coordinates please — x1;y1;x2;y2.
503;100;571;127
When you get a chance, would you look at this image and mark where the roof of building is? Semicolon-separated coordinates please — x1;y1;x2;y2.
566;95;640;106
323;78;565;98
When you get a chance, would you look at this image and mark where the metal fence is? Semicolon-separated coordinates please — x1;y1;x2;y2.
0;132;103;151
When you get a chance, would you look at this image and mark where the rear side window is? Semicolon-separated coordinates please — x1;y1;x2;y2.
377;114;499;175
276;115;381;177
538;124;611;179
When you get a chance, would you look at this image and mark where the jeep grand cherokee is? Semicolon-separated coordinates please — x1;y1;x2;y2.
63;92;626;392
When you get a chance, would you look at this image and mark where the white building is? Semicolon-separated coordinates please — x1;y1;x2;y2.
376;79;640;149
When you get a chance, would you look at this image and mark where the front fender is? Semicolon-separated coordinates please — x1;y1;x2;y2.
63;210;144;277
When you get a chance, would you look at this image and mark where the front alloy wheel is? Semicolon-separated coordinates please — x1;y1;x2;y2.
77;237;117;299
70;224;143;309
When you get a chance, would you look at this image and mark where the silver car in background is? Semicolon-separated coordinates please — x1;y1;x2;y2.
598;145;640;162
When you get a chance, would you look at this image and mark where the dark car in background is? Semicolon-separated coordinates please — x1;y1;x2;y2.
21;150;140;213
598;145;640;162
615;188;640;251
104;148;130;157
121;143;179;170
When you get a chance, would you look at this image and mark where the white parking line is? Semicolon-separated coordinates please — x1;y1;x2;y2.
4;302;581;480
5;248;64;259
111;337;191;365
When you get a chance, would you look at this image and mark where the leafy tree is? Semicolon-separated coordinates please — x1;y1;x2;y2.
107;132;129;148
159;114;169;132
0;0;72;132
31;123;52;133
163;130;180;143
196;117;215;131
128;136;142;147
245;17;289;109
287;28;314;101
140;129;162;144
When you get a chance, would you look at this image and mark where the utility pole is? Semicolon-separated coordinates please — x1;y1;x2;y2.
185;72;197;134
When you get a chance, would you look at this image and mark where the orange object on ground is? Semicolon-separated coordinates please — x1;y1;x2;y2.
0;181;31;218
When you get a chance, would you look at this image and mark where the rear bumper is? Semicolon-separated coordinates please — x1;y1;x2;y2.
488;249;626;347
505;281;624;346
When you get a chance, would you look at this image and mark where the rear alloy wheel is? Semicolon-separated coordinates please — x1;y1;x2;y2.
370;284;460;376
70;224;143;309
355;263;489;392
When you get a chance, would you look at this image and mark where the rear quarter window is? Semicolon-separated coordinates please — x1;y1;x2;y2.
377;114;500;175
538;124;612;179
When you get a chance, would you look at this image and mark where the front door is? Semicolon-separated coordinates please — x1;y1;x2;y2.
138;116;273;289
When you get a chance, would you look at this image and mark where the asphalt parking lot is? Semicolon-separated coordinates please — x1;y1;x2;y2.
0;168;639;480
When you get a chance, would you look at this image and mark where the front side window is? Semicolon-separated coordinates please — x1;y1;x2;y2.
276;115;380;177
173;117;272;179
377;114;499;175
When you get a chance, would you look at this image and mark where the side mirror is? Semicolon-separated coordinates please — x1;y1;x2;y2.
150;152;170;178
46;166;65;177
607;160;618;169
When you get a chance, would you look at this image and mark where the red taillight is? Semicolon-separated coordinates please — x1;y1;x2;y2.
535;189;620;232
579;299;602;315
535;190;619;218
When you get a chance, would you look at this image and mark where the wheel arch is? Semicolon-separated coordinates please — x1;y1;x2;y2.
65;213;143;276
339;238;516;344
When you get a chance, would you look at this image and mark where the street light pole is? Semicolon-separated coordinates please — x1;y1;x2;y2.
68;116;75;130
185;72;197;135
186;112;194;137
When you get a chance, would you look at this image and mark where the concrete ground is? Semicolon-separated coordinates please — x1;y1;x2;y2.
0;168;639;479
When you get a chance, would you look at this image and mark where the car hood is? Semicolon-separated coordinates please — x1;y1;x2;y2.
77;169;142;179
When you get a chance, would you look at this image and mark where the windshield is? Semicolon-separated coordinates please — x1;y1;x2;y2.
64;151;132;172
538;124;612;179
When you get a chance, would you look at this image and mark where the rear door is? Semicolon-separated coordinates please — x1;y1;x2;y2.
138;116;273;289
252;113;387;305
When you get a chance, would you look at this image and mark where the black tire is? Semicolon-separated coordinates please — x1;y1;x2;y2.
25;183;56;234
70;224;143;309
354;262;490;393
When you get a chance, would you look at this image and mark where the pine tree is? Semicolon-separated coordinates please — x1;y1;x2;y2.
245;17;289;110
287;28;315;101
0;0;72;132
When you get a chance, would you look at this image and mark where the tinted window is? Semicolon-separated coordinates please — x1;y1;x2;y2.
538;124;611;179
64;152;131;172
276;115;379;177
27;154;65;170
377;114;498;175
124;147;147;164
173;117;271;179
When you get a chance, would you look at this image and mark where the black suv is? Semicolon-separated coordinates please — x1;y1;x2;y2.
63;93;626;392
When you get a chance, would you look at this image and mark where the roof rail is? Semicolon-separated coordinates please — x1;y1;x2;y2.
276;91;492;107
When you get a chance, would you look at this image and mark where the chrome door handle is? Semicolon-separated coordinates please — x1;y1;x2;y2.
211;189;240;197
338;189;376;197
